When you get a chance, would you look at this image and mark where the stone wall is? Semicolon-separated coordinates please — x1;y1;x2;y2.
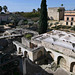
48;7;59;20
13;41;45;62
48;7;64;21
42;41;75;57
32;47;45;61
22;37;30;47
31;39;75;72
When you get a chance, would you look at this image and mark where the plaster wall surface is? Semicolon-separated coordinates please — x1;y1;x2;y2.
48;7;64;21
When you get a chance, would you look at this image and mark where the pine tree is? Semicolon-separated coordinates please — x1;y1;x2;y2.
38;0;48;34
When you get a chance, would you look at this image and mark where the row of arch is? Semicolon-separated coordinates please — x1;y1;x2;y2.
18;47;75;73
48;51;75;73
58;56;75;73
14;44;75;73
18;46;43;59
14;44;44;60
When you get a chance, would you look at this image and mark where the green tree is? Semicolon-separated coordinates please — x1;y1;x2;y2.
0;6;2;13
61;4;63;6
33;9;36;13
38;0;48;34
3;5;8;12
37;8;41;12
57;8;62;12
9;14;20;26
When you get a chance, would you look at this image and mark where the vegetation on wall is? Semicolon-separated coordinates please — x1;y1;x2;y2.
24;33;33;40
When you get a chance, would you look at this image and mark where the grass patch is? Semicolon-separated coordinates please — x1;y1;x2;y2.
24;33;33;40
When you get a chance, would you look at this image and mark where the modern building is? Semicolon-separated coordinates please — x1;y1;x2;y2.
48;7;65;21
64;11;75;26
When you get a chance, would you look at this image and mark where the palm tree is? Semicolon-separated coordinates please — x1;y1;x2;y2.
0;6;2;13
3;5;8;12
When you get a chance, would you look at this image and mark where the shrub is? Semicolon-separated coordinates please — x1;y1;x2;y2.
18;12;40;18
50;23;53;26
61;25;71;29
24;33;33;40
71;26;75;31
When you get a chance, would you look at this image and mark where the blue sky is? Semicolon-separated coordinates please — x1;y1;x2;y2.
0;0;75;12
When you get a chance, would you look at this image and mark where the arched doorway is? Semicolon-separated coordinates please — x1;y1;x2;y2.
47;51;54;59
18;47;22;54
37;51;43;58
57;56;66;68
70;62;75;73
45;51;54;64
24;51;28;58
